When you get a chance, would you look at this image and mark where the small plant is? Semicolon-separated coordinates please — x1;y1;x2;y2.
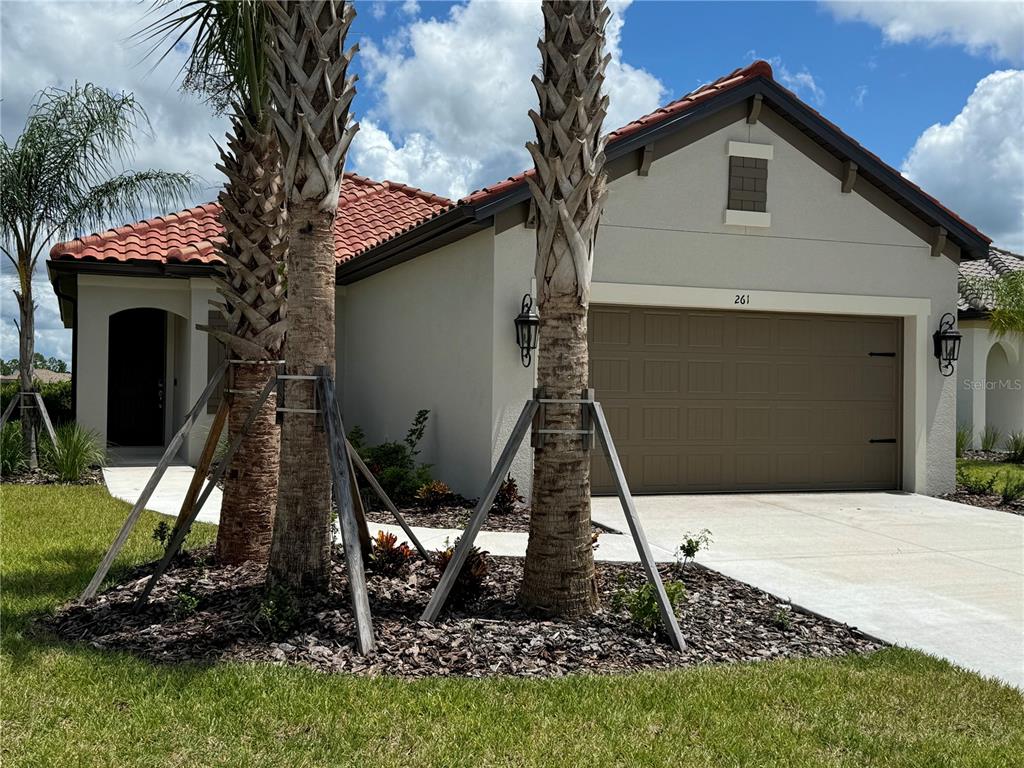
0;422;26;477
255;582;300;639
611;574;686;636
491;473;525;516
369;531;415;577
955;423;971;458
434;538;490;603
1005;431;1024;464
175;581;201;617
769;605;794;630
980;424;1003;453
39;422;105;482
416;480;457;510
152;520;172;548
999;472;1024;505
405;409;430;457
957;466;997;496
349;411;433;505
675;529;713;570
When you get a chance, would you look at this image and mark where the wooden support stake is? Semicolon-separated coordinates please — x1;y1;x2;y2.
32;393;57;446
170;398;229;537
421;400;539;622
590;401;686;652
347;439;431;562
0;394;18;428
133;372;277;610
318;369;375;655
80;361;229;601
347;449;372;559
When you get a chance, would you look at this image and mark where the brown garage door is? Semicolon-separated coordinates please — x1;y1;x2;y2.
589;306;901;494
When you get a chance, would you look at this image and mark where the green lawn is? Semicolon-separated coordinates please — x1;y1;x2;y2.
957;458;1024;494
2;485;1022;768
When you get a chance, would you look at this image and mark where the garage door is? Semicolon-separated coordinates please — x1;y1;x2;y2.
589;306;901;494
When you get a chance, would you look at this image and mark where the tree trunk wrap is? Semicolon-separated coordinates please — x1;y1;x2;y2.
18;278;37;468
217;363;280;565
268;201;337;591
520;294;599;617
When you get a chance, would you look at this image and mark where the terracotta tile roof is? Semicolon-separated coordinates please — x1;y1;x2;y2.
959;247;1024;313
49;173;454;266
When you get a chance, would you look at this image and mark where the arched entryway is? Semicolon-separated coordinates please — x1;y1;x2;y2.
107;308;173;447
985;342;1017;437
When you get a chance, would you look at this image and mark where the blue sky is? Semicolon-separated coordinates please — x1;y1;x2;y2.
2;0;1022;364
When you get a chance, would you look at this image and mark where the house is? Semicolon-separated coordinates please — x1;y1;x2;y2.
956;247;1024;445
48;61;992;497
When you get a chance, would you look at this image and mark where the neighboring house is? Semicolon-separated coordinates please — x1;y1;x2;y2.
48;61;991;497
957;247;1024;445
0;369;72;385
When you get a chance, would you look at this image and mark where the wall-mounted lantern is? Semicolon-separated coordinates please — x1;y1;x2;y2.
514;293;540;367
932;312;962;377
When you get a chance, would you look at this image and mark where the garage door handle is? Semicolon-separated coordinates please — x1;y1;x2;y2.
869;438;897;444
868;352;896;357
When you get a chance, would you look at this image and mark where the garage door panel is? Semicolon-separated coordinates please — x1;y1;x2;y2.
591;306;901;494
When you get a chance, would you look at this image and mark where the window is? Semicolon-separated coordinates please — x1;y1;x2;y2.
728;156;767;212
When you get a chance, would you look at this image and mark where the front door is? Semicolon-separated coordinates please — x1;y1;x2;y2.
107;308;166;446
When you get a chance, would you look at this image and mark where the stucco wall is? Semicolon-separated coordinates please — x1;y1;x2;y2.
339;230;496;495
957;320;1024;445
488;108;961;495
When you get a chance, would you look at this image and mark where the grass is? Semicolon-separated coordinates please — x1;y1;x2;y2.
2;485;1023;768
957;458;1024;493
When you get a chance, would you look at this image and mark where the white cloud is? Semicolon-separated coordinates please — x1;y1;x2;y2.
745;51;825;106
902;69;1024;252
400;0;420;16
349;0;666;200
853;84;869;108
827;1;1024;64
1;0;228;363
371;2;387;20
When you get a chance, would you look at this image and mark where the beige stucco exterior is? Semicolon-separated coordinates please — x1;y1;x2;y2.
957;320;1024;446
69;105;964;495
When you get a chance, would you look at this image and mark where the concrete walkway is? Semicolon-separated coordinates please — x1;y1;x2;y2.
591;492;1024;689
102;464;1022;687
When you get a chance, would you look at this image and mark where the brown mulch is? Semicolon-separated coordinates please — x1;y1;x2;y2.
364;504;618;534
0;467;104;486
940;488;1024;517
42;548;882;679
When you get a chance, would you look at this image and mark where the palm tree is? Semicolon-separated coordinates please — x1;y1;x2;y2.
986;272;1024;336
143;0;288;565
519;1;611;617
263;0;359;591
1;85;196;467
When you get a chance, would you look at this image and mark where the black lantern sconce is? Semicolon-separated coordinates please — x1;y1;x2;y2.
932;312;962;377
514;293;540;367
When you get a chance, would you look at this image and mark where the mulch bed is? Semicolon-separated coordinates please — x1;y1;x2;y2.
42;547;882;679
940;488;1024;517
0;467;104;486
364;504;619;534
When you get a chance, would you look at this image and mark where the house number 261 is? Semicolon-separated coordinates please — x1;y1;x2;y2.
734;293;751;305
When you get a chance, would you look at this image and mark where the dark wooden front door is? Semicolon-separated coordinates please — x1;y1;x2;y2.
107;308;166;446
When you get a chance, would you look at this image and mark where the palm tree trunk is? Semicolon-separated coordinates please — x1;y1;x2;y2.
16;272;37;468
264;0;358;592
267;200;337;590
519;0;610;618
206;116;287;565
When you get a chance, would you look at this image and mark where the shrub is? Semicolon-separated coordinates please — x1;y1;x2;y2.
769;605;794;631
369;531;415;577
0;379;73;426
152;520;172;548
955;424;971;458
175;581;201;617
980;424;1003;453
39;422;105;482
255;582;300;639
434;538;490;603
1;422;26;477
999;472;1024;505
491;473;524;516
416;480;457;510
348;410;433;505
1005;431;1024;464
957;466;997;496
675;529;713;570
611;575;686;636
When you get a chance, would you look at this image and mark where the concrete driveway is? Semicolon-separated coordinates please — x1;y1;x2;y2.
592;491;1024;689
